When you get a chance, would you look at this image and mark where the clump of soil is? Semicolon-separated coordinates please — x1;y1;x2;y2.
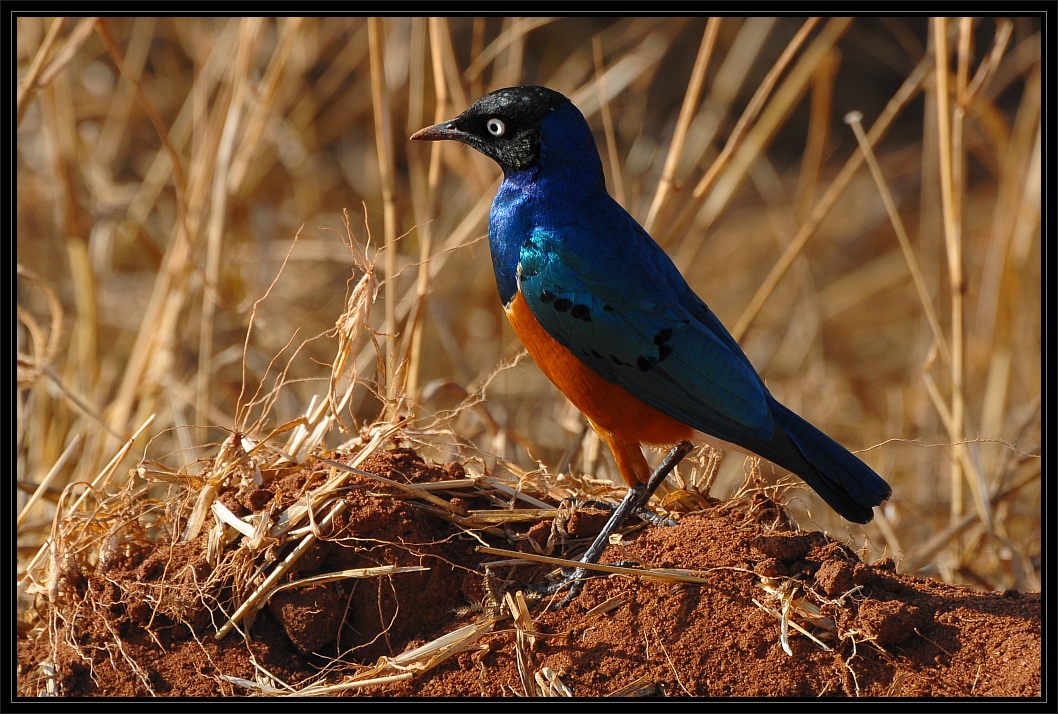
16;447;1040;698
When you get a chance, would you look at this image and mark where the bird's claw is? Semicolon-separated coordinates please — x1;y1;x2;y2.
633;507;677;528
524;566;590;609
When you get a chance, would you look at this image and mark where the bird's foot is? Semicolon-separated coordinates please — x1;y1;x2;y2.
633;506;677;528
524;566;590;609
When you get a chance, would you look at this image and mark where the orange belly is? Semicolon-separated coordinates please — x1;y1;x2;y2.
505;291;693;486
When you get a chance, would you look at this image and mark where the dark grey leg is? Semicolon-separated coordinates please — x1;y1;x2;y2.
530;441;693;609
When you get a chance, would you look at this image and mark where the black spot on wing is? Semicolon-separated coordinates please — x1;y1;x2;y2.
652;327;675;361
539;290;555;304
570;304;591;322
636;355;658;372
553;298;573;312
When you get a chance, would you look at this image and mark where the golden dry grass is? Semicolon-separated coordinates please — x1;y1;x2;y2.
17;16;1041;614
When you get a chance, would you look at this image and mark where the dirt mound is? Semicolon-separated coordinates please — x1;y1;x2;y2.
17;447;1040;698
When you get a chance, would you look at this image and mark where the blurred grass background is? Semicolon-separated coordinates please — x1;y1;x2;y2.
17;17;1040;593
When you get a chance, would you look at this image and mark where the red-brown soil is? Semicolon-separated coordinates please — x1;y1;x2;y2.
16;447;1040;698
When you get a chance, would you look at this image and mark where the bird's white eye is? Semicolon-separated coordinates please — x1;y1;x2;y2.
486;118;505;136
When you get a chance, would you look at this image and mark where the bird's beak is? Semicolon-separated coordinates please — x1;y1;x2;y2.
410;120;463;142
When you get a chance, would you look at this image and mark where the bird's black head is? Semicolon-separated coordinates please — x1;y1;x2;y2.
411;86;570;171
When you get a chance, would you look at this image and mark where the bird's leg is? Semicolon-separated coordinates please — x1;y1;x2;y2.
529;440;692;609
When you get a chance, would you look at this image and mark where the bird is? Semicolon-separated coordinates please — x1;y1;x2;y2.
412;86;891;602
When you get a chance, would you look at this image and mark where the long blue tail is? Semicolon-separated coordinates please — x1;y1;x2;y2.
764;398;891;523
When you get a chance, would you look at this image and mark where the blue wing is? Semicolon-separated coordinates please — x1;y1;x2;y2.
516;220;776;446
